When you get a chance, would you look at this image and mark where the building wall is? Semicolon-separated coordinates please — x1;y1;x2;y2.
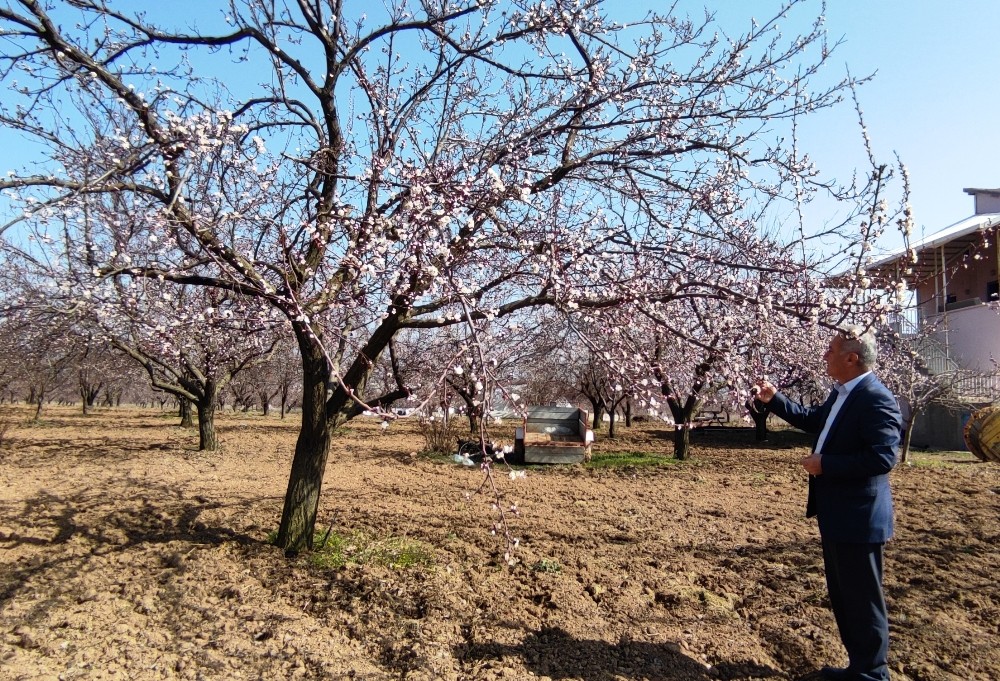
898;192;999;451
916;262;998;314
925;304;1000;372
908;402;975;451
973;193;1000;215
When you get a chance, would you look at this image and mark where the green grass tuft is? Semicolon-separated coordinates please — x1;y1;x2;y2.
904;449;981;468
318;532;433;570
531;558;562;573
267;529;434;570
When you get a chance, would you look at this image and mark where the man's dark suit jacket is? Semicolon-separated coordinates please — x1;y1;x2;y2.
767;373;902;543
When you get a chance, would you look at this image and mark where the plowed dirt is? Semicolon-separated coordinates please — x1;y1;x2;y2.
0;406;997;680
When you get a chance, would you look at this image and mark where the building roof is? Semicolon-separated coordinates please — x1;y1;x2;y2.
866;212;1000;282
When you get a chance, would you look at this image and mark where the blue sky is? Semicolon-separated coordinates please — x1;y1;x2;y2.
3;0;997;254
731;0;999;246
654;0;999;255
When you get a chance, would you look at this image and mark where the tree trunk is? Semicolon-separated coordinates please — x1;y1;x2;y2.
747;400;770;442
754;415;769;442
196;383;218;451
666;399;695;460
673;424;691;460
276;334;333;555
592;404;605;430
79;371;101;415
447;384;481;434
464;397;484;434
899;412;915;463
179;398;194;428
276;315;401;555
580;393;604;431
608;409;618;438
80;386;100;415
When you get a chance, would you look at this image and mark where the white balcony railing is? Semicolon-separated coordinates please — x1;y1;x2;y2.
891;303;1000;401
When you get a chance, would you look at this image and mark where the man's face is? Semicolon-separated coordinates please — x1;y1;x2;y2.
823;334;857;383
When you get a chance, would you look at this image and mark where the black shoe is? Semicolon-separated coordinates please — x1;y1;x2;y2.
820;667;851;681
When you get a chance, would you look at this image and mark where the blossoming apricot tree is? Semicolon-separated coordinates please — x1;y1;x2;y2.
0;0;909;552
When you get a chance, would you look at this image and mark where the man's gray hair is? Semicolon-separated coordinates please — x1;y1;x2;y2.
839;325;878;369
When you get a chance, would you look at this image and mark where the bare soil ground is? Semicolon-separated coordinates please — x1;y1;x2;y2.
0;406;997;681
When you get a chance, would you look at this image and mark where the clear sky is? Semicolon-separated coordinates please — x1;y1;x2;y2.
731;0;1000;246
649;0;998;256
3;0;997;253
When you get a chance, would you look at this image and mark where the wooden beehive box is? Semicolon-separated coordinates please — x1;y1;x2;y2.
514;406;594;464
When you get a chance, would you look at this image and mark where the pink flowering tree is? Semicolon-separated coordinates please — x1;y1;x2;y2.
505;314;581;408
223;336;302;416
566;255;902;458
97;351;149;408
400;310;570;436
575;356;632;437
0;0;911;552
71;329;123;414
98;283;285;450
4;225;289;445
604;301;742;459
0;327;18;403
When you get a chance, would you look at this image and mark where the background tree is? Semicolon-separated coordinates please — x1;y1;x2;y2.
575;355;611;431
225;337;305;419
879;321;1000;461
100;283;285;449
507;315;580;409
736;300;833;442
572;297;751;459
72;330;123;414
0;319;23;404
99;353;149;408
570;349;636;437
3;311;79;419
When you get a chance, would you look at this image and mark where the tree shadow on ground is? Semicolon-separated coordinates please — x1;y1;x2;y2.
0;482;267;611
5;438;202;466
687;427;814;451
458;625;786;680
636;424;811;449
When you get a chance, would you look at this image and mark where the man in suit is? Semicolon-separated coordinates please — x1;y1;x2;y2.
756;327;902;681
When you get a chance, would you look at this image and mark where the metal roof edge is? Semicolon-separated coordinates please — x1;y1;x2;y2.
866;212;1000;270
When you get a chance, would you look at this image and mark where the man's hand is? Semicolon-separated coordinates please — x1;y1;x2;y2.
755;380;777;403
801;452;823;475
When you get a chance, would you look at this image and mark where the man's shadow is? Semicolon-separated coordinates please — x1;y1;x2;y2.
458;625;786;680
